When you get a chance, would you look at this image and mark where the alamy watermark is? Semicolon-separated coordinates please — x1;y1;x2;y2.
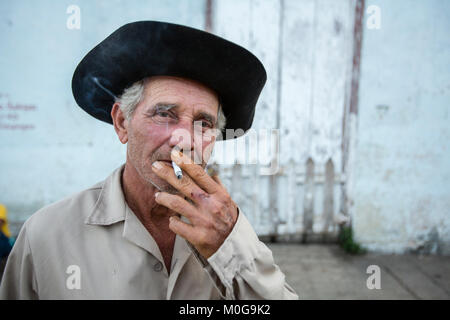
366;265;381;290
66;5;81;30
66;265;81;290
366;5;381;30
171;125;280;176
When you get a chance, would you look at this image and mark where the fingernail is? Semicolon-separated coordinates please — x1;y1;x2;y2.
171;148;181;158
152;161;162;170
155;192;160;198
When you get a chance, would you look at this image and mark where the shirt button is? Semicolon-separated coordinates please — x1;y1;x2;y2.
153;261;163;272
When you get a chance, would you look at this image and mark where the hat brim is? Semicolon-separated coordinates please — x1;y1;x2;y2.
71;21;267;140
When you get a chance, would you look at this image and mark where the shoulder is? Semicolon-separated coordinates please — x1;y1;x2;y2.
23;179;105;241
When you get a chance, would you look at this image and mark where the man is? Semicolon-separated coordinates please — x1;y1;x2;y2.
0;204;12;259
0;21;298;299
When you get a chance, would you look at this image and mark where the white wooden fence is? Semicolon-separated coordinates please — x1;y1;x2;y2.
209;158;347;242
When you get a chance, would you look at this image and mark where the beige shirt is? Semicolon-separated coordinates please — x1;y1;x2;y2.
0;165;298;300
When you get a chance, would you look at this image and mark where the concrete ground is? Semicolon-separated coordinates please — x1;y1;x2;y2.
267;243;450;300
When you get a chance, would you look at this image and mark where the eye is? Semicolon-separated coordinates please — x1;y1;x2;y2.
157;111;170;117
201;120;213;128
154;109;177;120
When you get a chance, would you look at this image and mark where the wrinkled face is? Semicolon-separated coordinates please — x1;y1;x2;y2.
125;76;219;192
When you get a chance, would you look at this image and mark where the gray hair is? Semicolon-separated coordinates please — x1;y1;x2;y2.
115;79;226;132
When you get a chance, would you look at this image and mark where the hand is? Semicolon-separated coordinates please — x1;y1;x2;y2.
151;149;239;259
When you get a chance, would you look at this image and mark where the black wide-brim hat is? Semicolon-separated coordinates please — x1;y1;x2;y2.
72;21;267;139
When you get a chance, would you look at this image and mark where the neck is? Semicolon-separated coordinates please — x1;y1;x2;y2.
121;161;177;274
121;161;171;228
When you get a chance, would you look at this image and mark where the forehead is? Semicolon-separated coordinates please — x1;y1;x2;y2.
140;76;219;114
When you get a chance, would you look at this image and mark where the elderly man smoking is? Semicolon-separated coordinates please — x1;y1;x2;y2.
0;21;298;300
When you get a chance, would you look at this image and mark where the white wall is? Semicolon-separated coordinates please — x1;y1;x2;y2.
353;0;450;254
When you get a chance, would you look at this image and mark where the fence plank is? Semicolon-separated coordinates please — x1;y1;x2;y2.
303;157;315;242
286;159;296;234
323;158;335;240
294;162;304;231
231;163;242;204
251;164;261;228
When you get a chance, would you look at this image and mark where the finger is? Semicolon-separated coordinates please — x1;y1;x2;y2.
211;174;225;189
154;192;198;221
152;160;206;202
171;149;219;194
169;216;200;244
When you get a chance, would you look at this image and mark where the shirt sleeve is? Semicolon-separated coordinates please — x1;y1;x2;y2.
0;221;39;300
191;208;299;300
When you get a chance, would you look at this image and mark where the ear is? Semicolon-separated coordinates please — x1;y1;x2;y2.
111;103;128;144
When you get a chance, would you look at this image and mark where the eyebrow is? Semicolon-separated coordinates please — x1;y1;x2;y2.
147;103;178;112
196;111;216;125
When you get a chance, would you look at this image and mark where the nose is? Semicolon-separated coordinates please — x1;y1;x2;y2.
168;121;195;153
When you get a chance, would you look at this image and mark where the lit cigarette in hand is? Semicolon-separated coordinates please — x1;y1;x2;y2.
172;161;183;179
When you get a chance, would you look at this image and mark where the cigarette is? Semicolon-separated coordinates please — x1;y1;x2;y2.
172;161;183;179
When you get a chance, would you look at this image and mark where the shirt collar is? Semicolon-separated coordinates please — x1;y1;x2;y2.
85;164;127;226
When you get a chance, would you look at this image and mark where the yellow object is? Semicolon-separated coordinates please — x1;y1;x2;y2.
0;203;11;238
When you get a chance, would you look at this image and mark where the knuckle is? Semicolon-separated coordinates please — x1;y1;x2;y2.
192;165;206;176
212;200;228;215
192;190;209;201
178;177;191;188
211;206;221;216
204;218;215;230
171;200;182;212
158;164;170;176
169;195;184;212
221;193;232;204
199;214;213;228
